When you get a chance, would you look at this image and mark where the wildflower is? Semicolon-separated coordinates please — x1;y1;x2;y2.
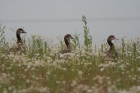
71;80;77;87
63;68;66;71
56;81;60;84
138;68;140;72
2;73;7;77
26;79;30;83
137;56;140;59
46;72;50;75
87;89;92;92
62;80;66;84
119;64;125;70
78;70;83;75
100;68;104;71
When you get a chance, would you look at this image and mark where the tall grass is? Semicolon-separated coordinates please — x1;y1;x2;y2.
0;16;140;93
0;24;9;53
82;15;92;49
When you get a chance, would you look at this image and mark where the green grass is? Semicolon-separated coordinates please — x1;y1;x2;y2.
0;17;140;93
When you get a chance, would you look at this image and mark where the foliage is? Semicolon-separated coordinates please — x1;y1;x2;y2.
82;15;92;48
0;17;140;93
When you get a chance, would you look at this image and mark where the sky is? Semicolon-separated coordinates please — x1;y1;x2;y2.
0;0;140;45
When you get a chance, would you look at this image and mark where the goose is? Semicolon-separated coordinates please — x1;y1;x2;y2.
59;34;74;54
103;35;118;61
9;28;27;53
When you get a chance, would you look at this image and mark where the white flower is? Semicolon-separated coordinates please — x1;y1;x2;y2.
63;68;66;71
138;68;140;72
78;70;83;75
71;80;77;87
56;81;60;83
87;89;92;92
100;68;104;71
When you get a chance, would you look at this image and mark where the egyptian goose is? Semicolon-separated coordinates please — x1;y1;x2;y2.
9;28;27;53
59;34;74;54
103;35;118;60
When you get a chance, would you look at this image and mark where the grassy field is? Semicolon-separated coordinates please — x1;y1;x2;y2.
0;16;140;93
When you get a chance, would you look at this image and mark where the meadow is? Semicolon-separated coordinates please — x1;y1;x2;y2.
0;16;140;93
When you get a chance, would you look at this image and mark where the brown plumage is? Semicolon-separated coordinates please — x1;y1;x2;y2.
9;28;27;53
59;34;74;54
103;35;118;61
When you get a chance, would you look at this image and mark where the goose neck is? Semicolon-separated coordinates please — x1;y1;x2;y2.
64;38;72;50
16;33;21;41
64;38;69;48
16;33;23;46
107;40;114;50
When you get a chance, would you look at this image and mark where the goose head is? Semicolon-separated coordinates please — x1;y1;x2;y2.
64;34;74;48
107;35;116;41
64;34;74;40
16;28;27;41
16;28;27;35
58;34;74;54
107;35;118;47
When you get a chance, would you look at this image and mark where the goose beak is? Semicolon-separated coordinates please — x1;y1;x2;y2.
22;31;27;33
113;36;118;40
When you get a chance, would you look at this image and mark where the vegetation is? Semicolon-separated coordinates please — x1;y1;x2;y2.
0;16;140;93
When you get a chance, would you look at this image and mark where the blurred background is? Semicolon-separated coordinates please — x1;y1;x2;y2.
0;0;140;45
